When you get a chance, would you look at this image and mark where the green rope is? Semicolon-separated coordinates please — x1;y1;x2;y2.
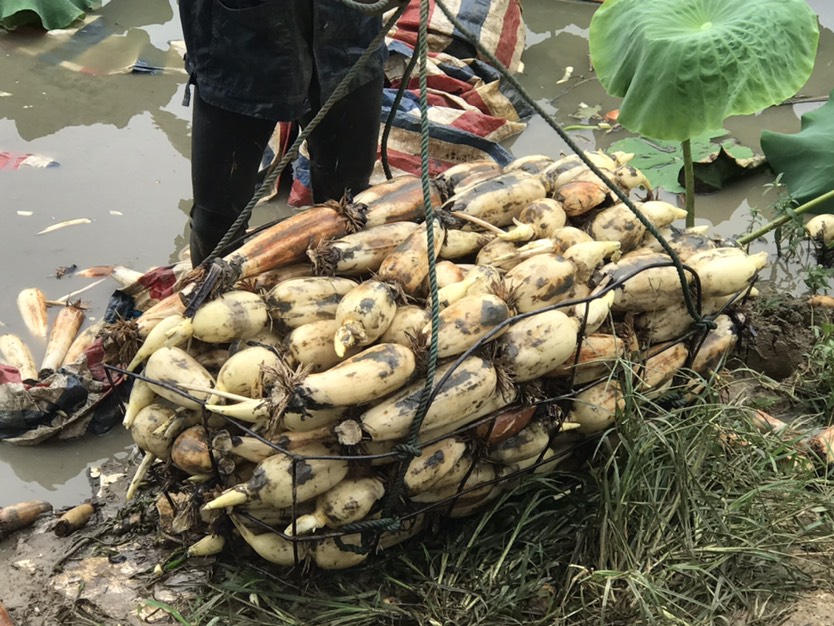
339;517;402;534
380;0;440;520
206;2;409;261
432;0;705;325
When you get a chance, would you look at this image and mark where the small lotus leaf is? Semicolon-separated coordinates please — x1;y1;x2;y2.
761;90;834;214
590;0;819;141
610;132;764;193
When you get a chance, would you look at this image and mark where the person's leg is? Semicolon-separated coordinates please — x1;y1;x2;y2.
304;75;383;204
189;89;276;265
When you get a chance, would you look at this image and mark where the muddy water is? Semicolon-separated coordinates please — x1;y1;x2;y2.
0;0;832;507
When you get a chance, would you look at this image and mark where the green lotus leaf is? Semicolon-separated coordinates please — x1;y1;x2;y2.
761;89;834;214
610;132;764;193
589;0;819;142
1;0;98;31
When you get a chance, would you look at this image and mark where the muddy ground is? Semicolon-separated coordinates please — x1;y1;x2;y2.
1;295;832;626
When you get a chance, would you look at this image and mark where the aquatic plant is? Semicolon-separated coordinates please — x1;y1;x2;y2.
589;0;819;225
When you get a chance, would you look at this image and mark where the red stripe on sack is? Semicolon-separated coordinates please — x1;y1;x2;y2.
386;150;449;177
495;0;522;69
272;121;294;194
137;266;178;301
288;180;313;208
0;364;23;385
391;1;426;50
399;84;461;109
408;74;473;97
450;110;508;137
460;88;490;114
84;338;109;382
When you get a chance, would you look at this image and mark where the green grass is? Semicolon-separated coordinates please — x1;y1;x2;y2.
175;378;834;626
790;321;834;421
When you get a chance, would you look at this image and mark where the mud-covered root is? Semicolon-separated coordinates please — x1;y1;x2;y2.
144;346;219;410
40;304;86;376
125;451;157;502
203;442;349;510
0;500;53;538
685;247;768;297
165;290;269;345
53;502;95;537
503;253;576;314
377;221;446;295
422;293;511;359
352;175;442;227
805;213;834;244
221;202;361;280
333;280;398;358
497;309;580;382
440;229;495;259
0;333;38;381
486;420;550;464
285;477;386;536
689;314;739;376
170;425;229;477
186;532;226;558
230;513;307;566
292;343;416;409
634;341;689;397
586;203;647;252
566;379;625;434
505;198;568;241
404;438;467;495
62;319;105;367
308;221;420;276
360;355;499;441
215;345;282;397
602;252;693;313
544;333;628;383
436;160;503;198
444;170;548;228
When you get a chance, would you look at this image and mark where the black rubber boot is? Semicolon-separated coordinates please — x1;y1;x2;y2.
188;89;276;265
305;75;384;203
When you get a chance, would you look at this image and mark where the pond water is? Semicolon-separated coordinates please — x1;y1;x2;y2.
0;0;833;507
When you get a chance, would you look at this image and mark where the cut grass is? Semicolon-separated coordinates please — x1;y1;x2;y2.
176;375;834;626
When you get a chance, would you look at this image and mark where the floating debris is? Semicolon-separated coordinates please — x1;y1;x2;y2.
37;218;93;235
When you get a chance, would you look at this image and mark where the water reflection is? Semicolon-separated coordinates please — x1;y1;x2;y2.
0;429;132;506
0;0;185;141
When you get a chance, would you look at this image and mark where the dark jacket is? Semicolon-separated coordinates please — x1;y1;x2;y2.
179;0;386;121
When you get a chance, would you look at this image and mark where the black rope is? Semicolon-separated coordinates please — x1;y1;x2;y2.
381;47;420;180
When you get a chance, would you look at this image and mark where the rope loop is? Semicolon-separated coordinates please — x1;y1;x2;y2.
693;317;718;332
341;517;402;534
333;517;402;554
393;443;422;460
